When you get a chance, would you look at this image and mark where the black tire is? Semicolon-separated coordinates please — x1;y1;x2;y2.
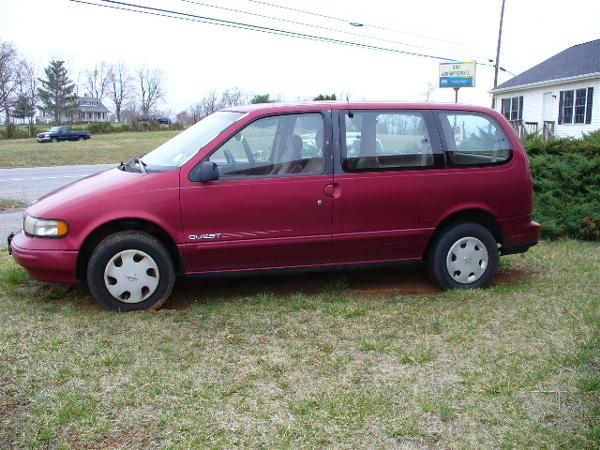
427;222;499;290
87;231;175;311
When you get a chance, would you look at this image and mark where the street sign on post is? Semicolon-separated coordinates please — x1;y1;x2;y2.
439;61;476;103
439;61;477;88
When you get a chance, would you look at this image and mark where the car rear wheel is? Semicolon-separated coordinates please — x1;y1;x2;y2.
427;223;498;290
87;231;175;311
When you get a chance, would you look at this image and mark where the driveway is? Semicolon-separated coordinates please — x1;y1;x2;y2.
0;163;114;240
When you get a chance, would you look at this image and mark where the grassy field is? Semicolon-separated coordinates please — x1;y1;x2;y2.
0;241;598;448
0;199;27;213
0;131;181;168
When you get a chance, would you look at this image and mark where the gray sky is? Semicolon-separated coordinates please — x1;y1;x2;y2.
2;0;599;113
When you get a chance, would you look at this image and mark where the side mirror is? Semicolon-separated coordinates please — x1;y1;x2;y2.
189;161;219;182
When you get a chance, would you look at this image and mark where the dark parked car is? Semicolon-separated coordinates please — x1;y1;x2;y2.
10;102;539;311
138;115;172;125
37;126;91;143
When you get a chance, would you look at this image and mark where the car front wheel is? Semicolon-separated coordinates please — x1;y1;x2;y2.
427;223;499;290
87;231;175;311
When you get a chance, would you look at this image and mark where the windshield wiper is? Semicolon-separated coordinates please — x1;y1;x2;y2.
119;157;147;174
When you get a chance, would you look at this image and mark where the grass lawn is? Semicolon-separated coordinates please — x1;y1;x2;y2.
0;131;181;168
0;241;598;448
0;199;27;213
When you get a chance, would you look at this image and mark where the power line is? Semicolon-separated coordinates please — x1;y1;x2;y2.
69;0;464;62
174;0;490;61
245;0;493;54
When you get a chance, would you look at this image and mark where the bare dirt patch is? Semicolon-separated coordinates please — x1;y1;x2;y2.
26;263;534;312
164;264;534;310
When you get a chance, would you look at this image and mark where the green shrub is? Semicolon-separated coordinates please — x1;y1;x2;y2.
147;120;162;131
526;131;600;240
87;122;115;134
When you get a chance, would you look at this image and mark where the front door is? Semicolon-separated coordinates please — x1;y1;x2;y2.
331;110;443;263
543;92;553;122
180;112;333;273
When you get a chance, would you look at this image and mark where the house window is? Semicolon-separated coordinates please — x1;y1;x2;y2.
501;96;523;120
559;87;594;124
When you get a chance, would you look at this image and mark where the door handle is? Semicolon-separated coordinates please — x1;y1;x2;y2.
323;183;341;199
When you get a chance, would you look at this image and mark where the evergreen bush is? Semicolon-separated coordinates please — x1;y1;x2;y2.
526;131;600;240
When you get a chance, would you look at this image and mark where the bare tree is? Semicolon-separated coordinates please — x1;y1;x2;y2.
188;102;203;123
136;66;164;115
201;90;219;116
13;59;37;135
220;87;246;108
84;62;112;100
108;61;132;122
176;110;191;125
121;99;140;124
0;40;18;124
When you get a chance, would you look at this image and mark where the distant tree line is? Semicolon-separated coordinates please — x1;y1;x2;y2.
1;38;350;134
176;92;342;125
0;38;168;136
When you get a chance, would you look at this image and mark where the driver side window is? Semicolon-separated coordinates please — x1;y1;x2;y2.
208;113;324;179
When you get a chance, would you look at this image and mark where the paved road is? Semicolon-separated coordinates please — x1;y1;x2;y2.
1;163;114;240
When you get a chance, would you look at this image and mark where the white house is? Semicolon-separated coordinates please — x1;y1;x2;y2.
490;39;599;139
38;96;111;124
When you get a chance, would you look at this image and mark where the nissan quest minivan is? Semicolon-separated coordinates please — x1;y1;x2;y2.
8;102;540;311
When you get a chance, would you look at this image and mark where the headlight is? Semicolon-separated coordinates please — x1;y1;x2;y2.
23;215;69;238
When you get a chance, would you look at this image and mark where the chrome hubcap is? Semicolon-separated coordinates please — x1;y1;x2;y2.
104;249;159;303
446;237;489;284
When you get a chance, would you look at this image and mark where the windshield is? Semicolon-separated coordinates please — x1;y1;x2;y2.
50;127;62;132
142;111;245;168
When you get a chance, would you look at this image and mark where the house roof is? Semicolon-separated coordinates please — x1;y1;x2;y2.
491;39;600;93
78;97;110;113
79;104;110;113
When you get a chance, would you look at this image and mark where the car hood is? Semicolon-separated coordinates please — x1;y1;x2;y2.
27;167;179;218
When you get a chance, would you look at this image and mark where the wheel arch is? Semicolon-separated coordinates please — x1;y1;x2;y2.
76;218;185;281
424;208;503;259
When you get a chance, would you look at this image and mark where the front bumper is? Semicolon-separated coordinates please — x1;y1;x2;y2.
36;136;51;142
8;231;78;283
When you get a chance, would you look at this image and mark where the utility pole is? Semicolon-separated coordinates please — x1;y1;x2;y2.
491;0;506;110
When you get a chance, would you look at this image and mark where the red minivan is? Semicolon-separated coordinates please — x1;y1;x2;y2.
8;102;539;311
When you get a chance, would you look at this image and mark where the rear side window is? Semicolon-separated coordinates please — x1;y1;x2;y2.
341;111;435;171
438;112;512;166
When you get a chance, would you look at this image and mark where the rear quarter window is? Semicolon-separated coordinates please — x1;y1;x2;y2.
341;110;439;172
438;112;512;166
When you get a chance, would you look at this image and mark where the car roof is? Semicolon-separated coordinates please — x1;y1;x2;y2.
224;101;495;114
